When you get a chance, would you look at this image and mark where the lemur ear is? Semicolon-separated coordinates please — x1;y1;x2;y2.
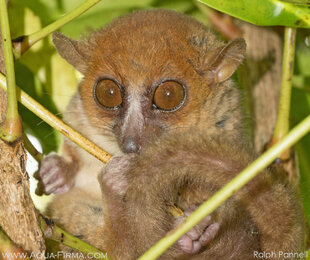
52;32;90;74
208;38;246;84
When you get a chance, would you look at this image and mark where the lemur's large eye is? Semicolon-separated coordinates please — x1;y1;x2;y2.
94;79;122;109
153;81;185;111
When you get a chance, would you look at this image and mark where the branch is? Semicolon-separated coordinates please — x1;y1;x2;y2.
0;0;22;142
12;0;102;58
138;114;310;260
270;27;297;160
40;215;109;260
23;133;43;162
0;72;111;164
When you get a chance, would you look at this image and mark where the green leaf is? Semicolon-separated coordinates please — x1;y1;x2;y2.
198;0;310;28
152;0;194;12
280;0;310;4
15;62;61;154
291;88;310;224
60;9;130;38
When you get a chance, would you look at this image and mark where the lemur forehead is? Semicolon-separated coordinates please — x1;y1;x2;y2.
91;10;218;53
86;10;224;91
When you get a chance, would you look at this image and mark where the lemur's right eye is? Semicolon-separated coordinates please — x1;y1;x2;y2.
153;80;185;111
94;79;122;109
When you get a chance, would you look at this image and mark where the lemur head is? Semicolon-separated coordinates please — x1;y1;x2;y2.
53;9;246;154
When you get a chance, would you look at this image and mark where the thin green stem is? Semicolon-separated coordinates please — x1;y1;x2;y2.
40;216;109;260
13;0;101;57
271;27;296;159
138;114;310;260
0;72;111;163
0;0;22;142
23;133;43;162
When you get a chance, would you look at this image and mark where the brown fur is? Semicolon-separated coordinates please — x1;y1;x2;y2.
78;10;245;151
42;9;245;198
100;130;306;259
40;9;306;259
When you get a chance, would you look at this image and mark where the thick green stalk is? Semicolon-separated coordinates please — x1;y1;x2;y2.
0;72;111;163
40;216;109;259
13;0;101;57
0;0;22;142
138;114;310;260
270;27;296;159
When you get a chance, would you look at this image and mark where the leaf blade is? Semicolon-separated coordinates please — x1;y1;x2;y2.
198;0;310;28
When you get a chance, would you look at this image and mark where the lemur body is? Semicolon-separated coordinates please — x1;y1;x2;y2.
100;130;306;259
37;10;306;258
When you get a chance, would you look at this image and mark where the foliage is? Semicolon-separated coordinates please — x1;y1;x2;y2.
199;0;310;28
7;0;310;242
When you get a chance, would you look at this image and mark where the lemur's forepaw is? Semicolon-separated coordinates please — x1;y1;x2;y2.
175;206;220;254
100;155;133;197
35;152;74;195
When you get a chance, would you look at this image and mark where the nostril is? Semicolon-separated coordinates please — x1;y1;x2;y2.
122;138;140;153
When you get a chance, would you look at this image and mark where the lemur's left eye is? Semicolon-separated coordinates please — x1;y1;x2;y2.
94;79;122;109
153;81;185;111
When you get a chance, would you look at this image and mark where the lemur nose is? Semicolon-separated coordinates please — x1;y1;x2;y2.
122;138;140;153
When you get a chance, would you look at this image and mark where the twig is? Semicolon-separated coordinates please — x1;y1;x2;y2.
270;27;297;160
0;0;22;142
40;215;109;260
22;133;43;162
0;72;111;164
12;0;101;58
138;114;310;260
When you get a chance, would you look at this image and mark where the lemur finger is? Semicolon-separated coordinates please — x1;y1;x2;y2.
199;223;220;246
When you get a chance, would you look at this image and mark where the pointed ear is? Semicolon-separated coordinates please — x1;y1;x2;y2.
52;32;90;74
208;38;246;84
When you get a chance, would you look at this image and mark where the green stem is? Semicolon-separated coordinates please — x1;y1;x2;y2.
0;0;22;142
0;72;111;163
138;114;310;260
23;133;43;162
13;0;101;57
271;27;296;159
40;215;109;260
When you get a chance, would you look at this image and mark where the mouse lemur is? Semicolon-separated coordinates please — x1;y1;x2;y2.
37;9;306;259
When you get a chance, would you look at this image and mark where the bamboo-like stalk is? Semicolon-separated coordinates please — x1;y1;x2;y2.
40;215;109;260
270;27;296;160
138;114;310;260
0;73;111;164
0;0;22;142
12;0;101;58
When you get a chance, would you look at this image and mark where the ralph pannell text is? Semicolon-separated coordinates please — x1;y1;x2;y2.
254;251;308;259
